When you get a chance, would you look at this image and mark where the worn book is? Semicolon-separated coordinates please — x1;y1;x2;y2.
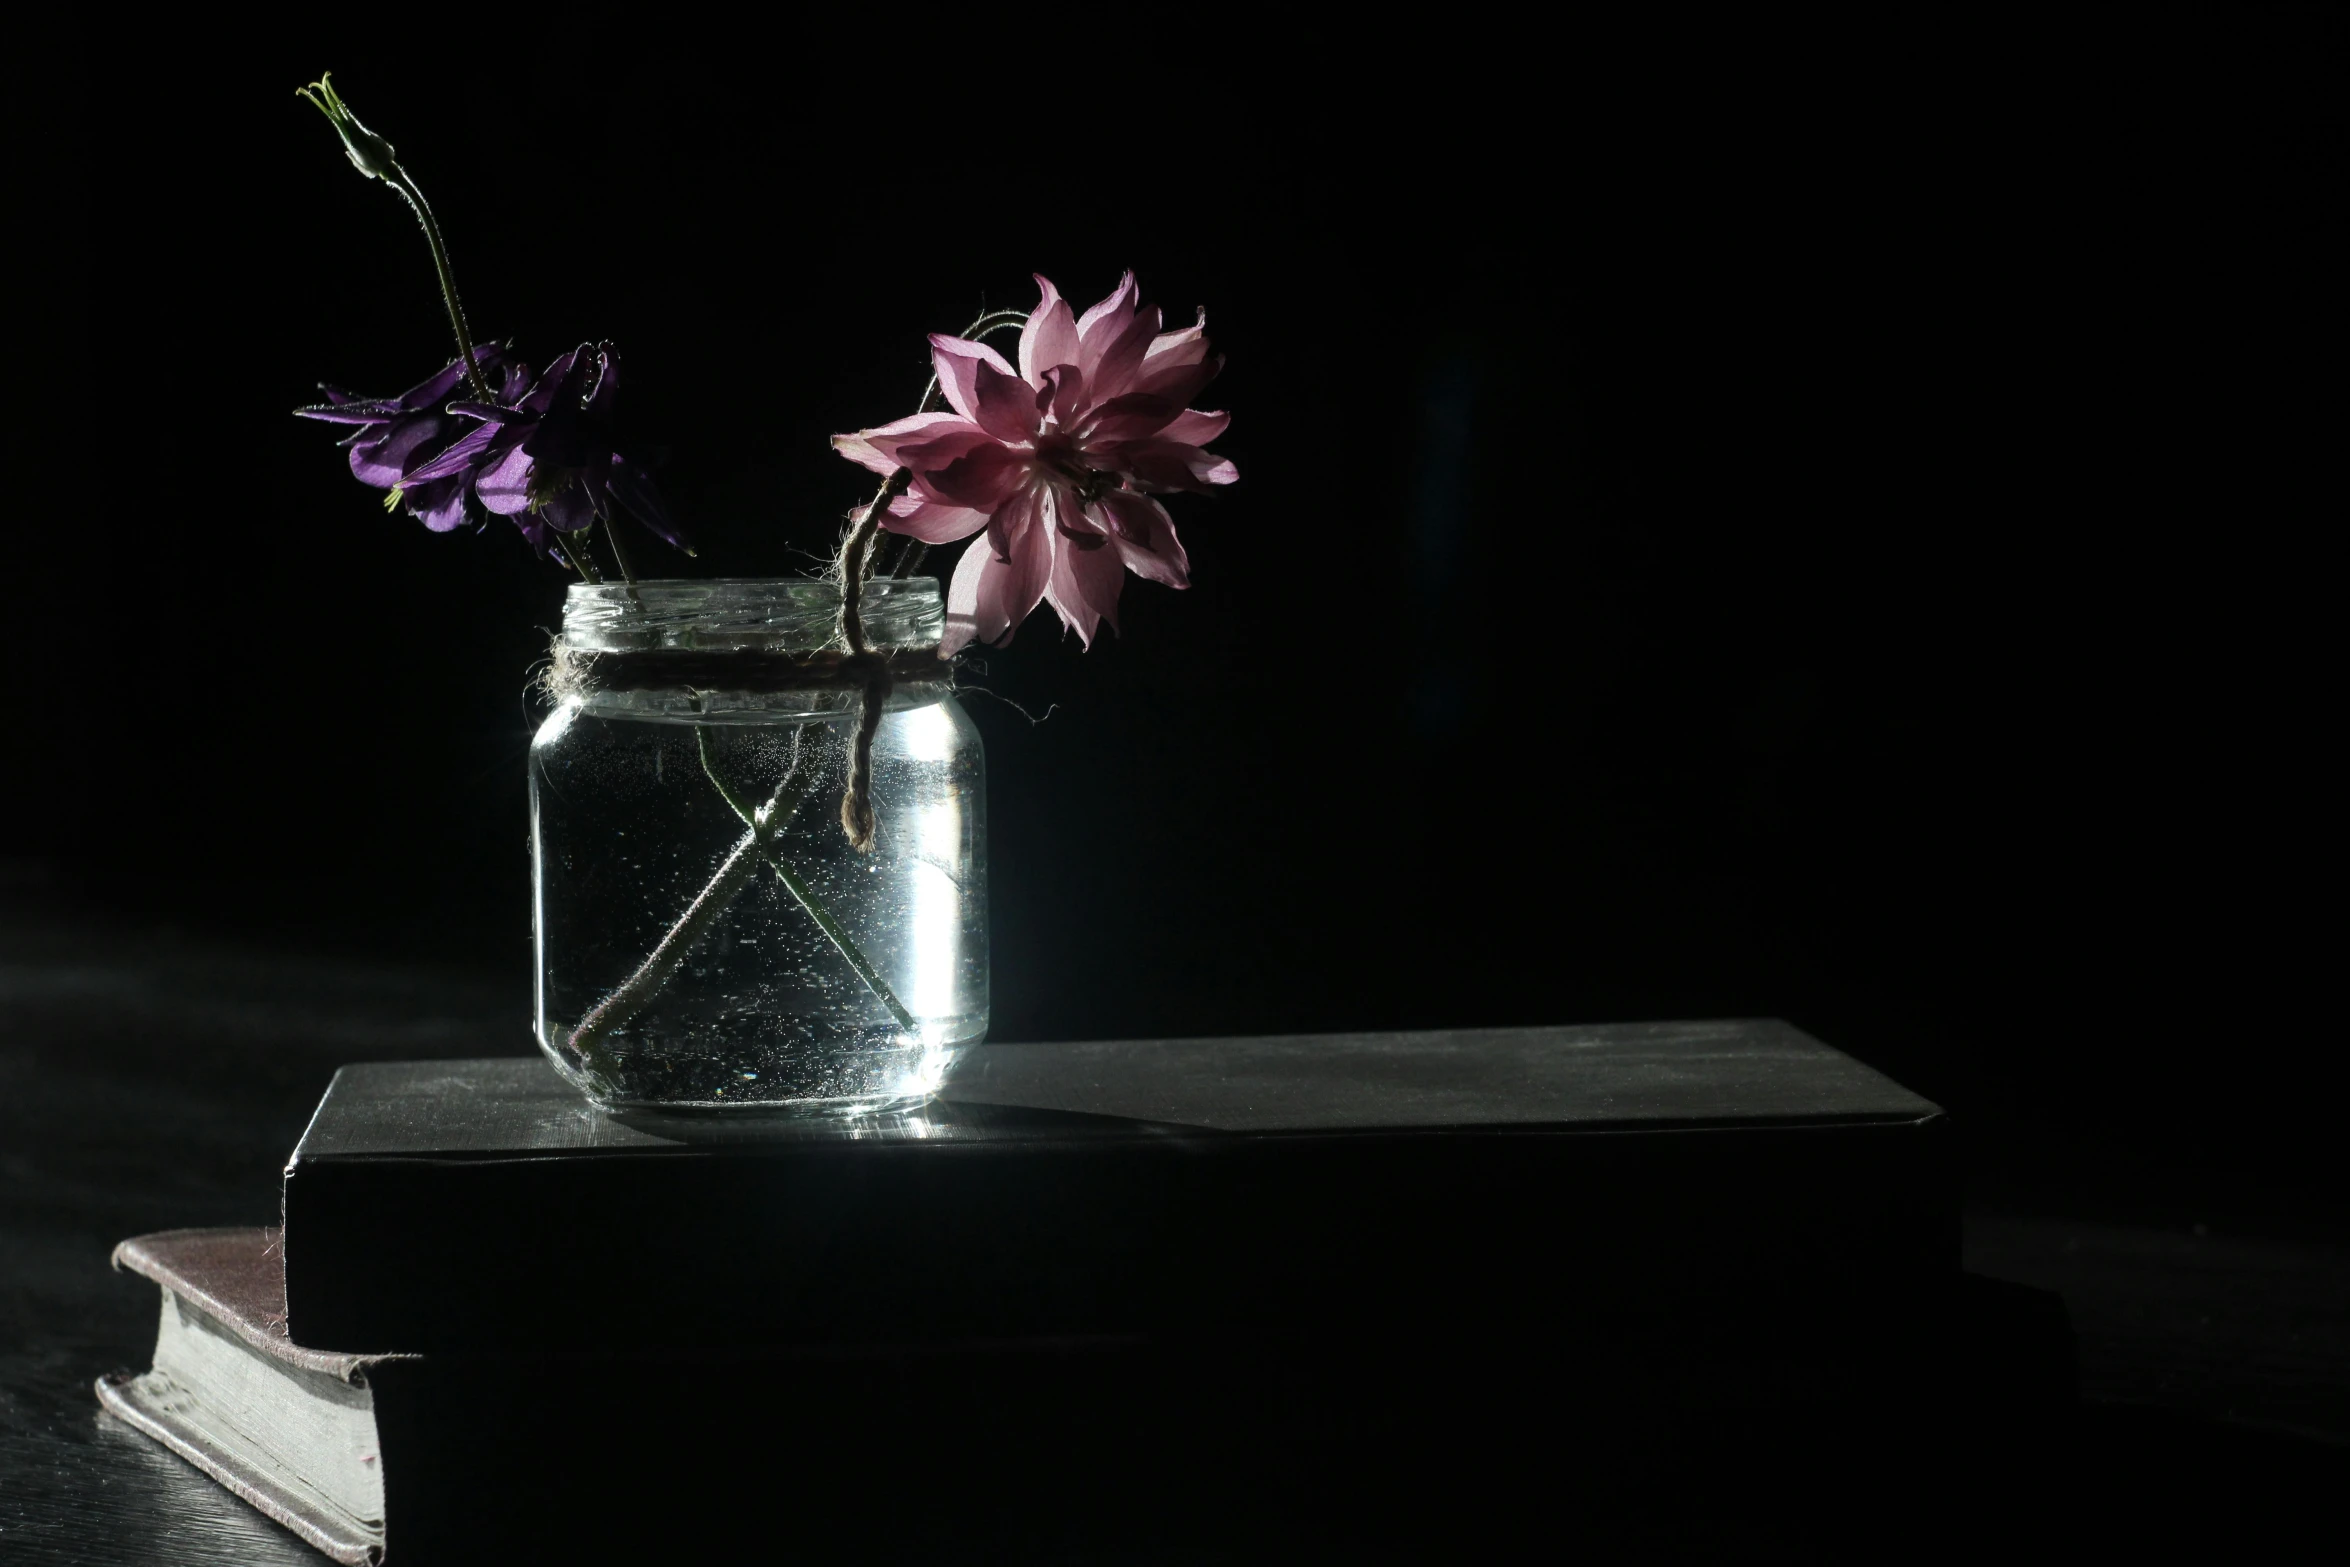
97;1228;395;1564
282;1020;1955;1355
102;1227;1332;1562
100;1224;2072;1562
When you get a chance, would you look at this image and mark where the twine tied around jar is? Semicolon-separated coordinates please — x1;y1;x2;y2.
835;467;913;852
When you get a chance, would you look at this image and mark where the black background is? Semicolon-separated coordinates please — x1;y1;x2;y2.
8;13;2338;1217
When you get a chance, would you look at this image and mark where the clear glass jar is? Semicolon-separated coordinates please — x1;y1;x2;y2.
531;578;986;1111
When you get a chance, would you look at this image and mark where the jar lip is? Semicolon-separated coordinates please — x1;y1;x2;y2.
561;574;944;654
563;575;938;599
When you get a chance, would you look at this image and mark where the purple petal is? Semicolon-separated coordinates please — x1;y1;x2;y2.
294;401;400;425
396;349;497;411
520;348;587;416
607;455;688;550
473;444;537;514
581;343;618;424
538;483;596;534
347;413;455;487
446;400;524;423
400;421;506;486
511;512;558;560
405;475;475;533
523;382;604;469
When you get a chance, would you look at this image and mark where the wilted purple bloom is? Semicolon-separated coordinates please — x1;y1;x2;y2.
406;342;686;557
294;346;522;532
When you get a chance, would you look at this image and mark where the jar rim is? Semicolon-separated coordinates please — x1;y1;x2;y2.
560;575;944;654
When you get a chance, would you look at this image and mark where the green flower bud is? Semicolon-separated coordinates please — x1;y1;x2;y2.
294;73;400;183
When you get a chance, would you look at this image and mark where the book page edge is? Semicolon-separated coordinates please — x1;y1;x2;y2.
95;1371;384;1567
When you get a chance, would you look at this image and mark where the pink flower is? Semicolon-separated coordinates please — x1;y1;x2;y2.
833;274;1236;655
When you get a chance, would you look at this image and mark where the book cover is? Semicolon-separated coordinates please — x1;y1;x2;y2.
282;1020;1955;1354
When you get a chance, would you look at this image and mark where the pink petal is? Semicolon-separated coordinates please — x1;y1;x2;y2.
1142;308;1210;372
882;493;990;544
1132;350;1223;408
914;442;1030;510
1160;408;1231;446
1043;519;1128;650
984;479;1042;563
1075;392;1183;445
1097;438;1240;493
1019;276;1082;389
892;424;1001;472
1053;483;1109;539
969;359;1043;444
1093;491;1190;589
1040;364;1087;427
832;411;982;475
1083;304;1163;406
943;541;993;656
929;334;1019;423
944;488;1050;653
1076;271;1140;372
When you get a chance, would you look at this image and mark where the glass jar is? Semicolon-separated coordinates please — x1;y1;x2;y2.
531;578;986;1111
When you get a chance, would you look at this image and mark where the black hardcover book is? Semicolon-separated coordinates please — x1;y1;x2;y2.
105;1228;1499;1562
103;1225;2073;1561
283;1020;1955;1356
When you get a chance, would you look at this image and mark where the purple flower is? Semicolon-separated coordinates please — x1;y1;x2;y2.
406;342;687;558
832;274;1234;655
294;347;522;532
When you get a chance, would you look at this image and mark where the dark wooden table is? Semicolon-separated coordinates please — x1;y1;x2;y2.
4;901;2344;1561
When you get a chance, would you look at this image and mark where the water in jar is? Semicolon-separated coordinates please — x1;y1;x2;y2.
532;693;987;1109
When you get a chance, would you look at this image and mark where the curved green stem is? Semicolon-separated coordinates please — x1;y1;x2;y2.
387;171;493;402
600;515;640;587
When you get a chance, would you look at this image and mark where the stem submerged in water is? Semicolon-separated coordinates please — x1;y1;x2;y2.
561;730;823;1071
697;726;917;1032
558;720;921;1083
